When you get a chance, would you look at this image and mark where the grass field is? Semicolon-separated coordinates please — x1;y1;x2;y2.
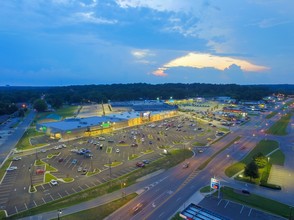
60;193;137;220
266;113;292;135
15;127;44;150
225;140;279;177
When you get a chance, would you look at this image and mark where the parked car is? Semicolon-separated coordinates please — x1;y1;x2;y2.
50;179;58;186
36;169;45;174
72;159;78;164
12;157;21;161
7;166;17;171
77;166;83;172
142;160;150;164
131;143;138;147
116;149;120;153
58;158;64;162
136;162;145;167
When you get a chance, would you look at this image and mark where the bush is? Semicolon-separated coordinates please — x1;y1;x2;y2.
260;163;272;183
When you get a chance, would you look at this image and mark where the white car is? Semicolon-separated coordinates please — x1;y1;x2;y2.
116;149;120;153
7;166;17;171
77;166;83;172
50;180;58;186
12;157;21;161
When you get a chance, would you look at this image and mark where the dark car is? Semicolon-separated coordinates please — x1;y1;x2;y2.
58;158;64;162
142;160;150;164
131;143;138;147
242;189;250;195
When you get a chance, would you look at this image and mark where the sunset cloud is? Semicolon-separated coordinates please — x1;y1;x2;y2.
153;52;269;77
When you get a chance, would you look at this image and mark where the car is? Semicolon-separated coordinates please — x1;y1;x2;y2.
131;203;144;214
50;180;58;186
72;159;78;164
149;141;152;145
12;157;21;161
58;158;64;162
119;140;126;144
198;149;204;153
36;169;45;174
40;149;47;153
241;189;250;195
98;137;105;141
116;149;120;153
136;162;145;167
182;162;190;168
77;166;83;172
131;143;138;147
7;166;17;171
142;160;149;164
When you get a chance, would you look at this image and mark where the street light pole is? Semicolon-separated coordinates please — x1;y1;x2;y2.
28;167;33;189
57;210;62;220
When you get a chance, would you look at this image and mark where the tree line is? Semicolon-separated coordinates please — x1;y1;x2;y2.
0;83;292;115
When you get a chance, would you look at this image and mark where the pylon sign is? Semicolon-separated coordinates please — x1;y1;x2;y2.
210;178;220;190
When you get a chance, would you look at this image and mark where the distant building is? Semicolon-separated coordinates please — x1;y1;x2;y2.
36;110;177;139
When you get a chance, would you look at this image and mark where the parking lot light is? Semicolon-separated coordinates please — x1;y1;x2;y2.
57;209;62;220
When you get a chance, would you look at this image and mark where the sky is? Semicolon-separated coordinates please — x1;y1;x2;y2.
0;0;293;86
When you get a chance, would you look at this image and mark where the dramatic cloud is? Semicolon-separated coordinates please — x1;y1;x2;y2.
153;53;269;77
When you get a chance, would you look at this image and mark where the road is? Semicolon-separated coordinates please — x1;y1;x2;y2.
0;110;36;165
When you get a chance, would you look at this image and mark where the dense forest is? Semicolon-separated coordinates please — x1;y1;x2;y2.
0;83;293;115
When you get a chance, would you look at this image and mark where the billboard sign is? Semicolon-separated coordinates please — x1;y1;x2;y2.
210;178;220;190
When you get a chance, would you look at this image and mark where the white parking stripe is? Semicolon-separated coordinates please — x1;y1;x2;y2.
58;193;62;198
65;190;69;195
240;205;244;214
15;206;18;213
42;197;46;204
248;208;252;216
33;200;37;207
24;203;28;210
224;201;230;208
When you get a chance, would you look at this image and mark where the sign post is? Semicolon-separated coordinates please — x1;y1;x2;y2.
210;177;221;198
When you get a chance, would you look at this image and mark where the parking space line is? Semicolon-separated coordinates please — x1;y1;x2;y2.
79;185;83;190
33;200;37;207
217;199;223;206
42;197;46;204
15;206;18;213
248;208;252;216
24;203;28;210
65;190;69;195
224;201;229;208
91;182;96;187
240;205;244;214
41;185;45;190
50;195;54;201
58;193;62;198
72;188;77;193
85;184;90;188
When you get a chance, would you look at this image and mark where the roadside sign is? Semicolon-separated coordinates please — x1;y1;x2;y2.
210;178;220;189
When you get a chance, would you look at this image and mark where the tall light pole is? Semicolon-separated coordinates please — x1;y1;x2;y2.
28;167;33;190
57;210;62;220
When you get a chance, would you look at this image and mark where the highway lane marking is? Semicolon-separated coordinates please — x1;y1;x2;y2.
224;201;230;208
248;208;252;216
240;205;244;214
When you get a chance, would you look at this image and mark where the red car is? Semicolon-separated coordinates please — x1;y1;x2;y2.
136;162;145;167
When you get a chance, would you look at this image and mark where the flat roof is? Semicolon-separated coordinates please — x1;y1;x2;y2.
39;116;127;132
180;203;229;220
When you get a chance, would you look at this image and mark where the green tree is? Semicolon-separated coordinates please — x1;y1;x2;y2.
253;152;267;168
244;160;260;181
33;99;47;112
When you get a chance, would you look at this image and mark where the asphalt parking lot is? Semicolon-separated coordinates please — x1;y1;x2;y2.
198;195;285;220
0;115;223;216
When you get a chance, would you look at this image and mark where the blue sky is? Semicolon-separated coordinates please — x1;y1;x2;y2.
0;0;293;86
